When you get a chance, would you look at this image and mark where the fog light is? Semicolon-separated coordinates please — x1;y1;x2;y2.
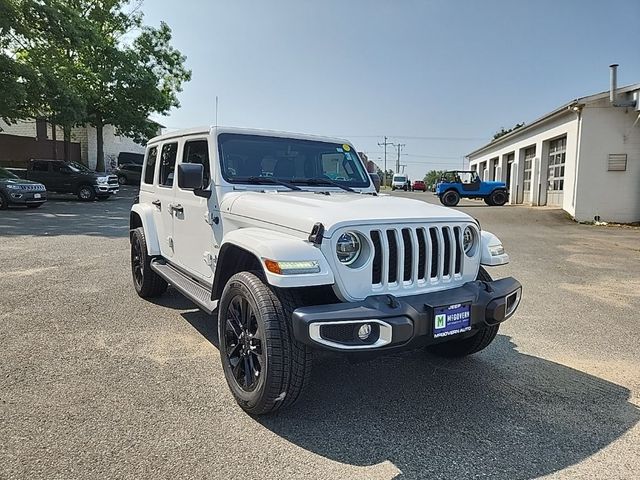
358;323;372;340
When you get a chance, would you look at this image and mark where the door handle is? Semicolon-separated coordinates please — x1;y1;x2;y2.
151;199;161;208
170;203;184;213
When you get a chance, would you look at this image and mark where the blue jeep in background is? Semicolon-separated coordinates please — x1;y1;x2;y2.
435;170;508;207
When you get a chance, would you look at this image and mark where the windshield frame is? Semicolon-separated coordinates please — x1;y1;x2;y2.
0;167;20;180
217;133;371;190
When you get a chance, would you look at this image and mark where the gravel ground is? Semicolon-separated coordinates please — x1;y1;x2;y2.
1;188;639;480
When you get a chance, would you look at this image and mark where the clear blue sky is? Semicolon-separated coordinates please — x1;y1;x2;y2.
143;0;640;180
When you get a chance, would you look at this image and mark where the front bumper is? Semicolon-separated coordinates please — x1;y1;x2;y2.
292;277;521;352
95;184;119;195
7;191;48;205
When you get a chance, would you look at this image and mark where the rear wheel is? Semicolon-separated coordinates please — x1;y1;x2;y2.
77;185;95;201
489;189;508;206
130;227;167;298
440;189;460;207
483;197;494;206
426;267;499;357
218;272;312;415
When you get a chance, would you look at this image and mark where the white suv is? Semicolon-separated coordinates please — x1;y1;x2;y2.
130;127;521;414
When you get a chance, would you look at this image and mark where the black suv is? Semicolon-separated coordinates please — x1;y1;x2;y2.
0;167;47;209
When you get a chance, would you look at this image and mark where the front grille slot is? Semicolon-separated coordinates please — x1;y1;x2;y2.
386;230;398;284
368;224;467;291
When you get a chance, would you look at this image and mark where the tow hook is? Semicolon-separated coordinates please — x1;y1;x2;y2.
386;295;399;308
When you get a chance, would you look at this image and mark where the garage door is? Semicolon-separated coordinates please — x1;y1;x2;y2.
546;137;566;207
522;146;535;201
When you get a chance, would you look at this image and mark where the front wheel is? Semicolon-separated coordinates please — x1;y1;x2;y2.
77;185;96;201
489;189;508;206
218;272;312;415
117;175;127;185
130;227;167;298
440;189;460;207
426;267;499;357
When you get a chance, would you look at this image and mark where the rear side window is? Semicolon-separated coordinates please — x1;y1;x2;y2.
143;146;158;184
32;161;48;172
159;143;178;187
182;139;210;187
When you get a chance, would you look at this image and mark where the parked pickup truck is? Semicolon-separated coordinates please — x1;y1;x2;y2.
9;159;118;201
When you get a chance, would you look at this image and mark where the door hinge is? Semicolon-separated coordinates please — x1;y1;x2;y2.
204;211;219;225
167;236;174;249
203;251;215;267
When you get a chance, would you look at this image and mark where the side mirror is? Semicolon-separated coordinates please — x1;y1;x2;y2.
177;163;211;198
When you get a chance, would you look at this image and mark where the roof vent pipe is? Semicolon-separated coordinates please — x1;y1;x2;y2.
609;64;618;104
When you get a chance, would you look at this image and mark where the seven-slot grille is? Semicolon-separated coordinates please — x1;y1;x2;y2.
107;175;119;186
16;184;46;191
370;225;464;287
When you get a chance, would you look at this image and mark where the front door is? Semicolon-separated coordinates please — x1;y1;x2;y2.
50;161;74;192
171;138;217;280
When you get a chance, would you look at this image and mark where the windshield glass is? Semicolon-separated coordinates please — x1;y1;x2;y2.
0;167;19;179
394;176;406;182
218;134;370;188
67;161;91;173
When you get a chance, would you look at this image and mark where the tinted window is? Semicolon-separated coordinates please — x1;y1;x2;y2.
143;146;158;184
159;143;178;187
32;161;49;172
51;163;66;173
182;139;210;187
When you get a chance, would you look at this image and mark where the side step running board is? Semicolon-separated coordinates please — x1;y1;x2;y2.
150;260;218;314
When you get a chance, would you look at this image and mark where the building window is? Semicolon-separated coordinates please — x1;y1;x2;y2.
523;146;535;193
143;146;158;185
548;137;566;191
36;119;48;140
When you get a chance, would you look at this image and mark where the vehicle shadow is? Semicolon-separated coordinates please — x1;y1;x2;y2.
0;188;137;238
179;308;640;480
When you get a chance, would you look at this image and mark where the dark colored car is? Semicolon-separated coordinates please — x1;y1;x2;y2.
369;172;381;192
0;167;47;209
10;159;118;201
412;179;426;191
116;164;143;186
117;152;145;166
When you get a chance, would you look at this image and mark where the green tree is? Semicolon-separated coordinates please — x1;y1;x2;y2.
423;170;446;188
493;122;525;140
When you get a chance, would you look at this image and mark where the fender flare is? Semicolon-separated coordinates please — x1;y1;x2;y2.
130;203;161;255
218;228;335;289
480;230;509;266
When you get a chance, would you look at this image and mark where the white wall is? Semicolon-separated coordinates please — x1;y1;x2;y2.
575;98;640;223
468;112;579;215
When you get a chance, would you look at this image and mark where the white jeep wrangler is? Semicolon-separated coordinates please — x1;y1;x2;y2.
130;127;521;415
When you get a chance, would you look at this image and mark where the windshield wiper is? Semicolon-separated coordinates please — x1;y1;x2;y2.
241;176;302;191
295;177;355;193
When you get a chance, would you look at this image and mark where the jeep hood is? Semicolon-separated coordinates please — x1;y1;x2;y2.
222;191;473;237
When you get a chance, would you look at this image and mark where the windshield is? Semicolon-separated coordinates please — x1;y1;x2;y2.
67;161;91;173
0;167;19;179
394;176;406;182
218;134;370;188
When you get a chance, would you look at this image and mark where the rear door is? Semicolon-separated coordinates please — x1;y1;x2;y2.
28;161;51;187
171;137;216;280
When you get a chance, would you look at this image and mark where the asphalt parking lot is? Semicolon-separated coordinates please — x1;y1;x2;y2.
1;188;639;480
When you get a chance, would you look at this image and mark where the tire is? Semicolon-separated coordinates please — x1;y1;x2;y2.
0;192;8;210
130;227;168;298
426;267;499;358
489;189;508;206
77;185;96;201
117;175;127;185
483;197;494;206
218;272;312;415
440;189;460;207
26;204;43;209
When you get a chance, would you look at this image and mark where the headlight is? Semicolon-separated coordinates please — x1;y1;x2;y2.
463;226;477;256
6;184;20;190
97;176;109;184
336;231;361;265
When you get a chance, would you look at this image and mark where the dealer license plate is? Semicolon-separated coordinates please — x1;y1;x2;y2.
433;303;471;338
33;193;41;199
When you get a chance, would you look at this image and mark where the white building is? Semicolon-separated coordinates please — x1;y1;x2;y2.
0;118;162;170
466;67;640;223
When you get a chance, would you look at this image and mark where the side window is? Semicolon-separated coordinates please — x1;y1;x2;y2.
143;146;158;184
182;139;210;187
32;161;49;172
159;143;178;187
51;162;65;173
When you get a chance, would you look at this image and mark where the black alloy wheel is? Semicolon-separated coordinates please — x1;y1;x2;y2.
78;185;95;201
130;227;167;298
223;295;265;393
118;175;127;185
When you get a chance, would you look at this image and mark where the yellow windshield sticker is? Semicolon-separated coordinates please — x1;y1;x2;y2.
342;144;351;152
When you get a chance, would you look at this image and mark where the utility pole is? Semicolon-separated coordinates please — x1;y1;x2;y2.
377;136;392;187
391;142;406;174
